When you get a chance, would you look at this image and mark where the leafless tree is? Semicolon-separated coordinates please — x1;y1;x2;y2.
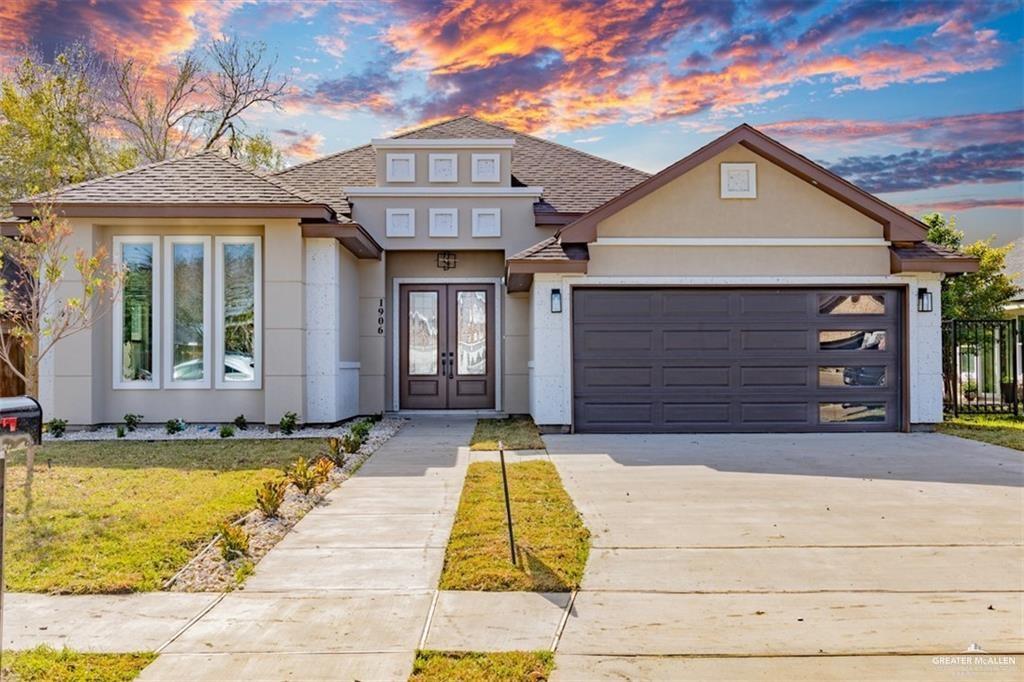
110;37;287;163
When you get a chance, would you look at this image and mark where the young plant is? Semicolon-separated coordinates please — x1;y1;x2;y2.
340;432;362;454
46;418;67;438
255;479;288;517
312;456;335;485
233;414;248;431
279;411;299;435
123;413;143;431
165;418;186;435
351;420;371;440
116;425;126;438
220;424;235;438
286;456;318;495
325;437;346;467
368;412;383;423
218;523;249;561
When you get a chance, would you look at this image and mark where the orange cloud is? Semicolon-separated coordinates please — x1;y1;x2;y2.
276;129;325;161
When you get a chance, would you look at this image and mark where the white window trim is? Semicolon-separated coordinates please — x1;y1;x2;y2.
721;162;757;199
472;153;501;182
385;208;416;238
428;153;458;182
429;208;459;238
215;236;262;390
472;208;501;238
163;236;212;389
386;153;416;182
112;236;161;390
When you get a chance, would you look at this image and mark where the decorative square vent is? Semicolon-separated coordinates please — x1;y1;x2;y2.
385;208;415;237
472;153;500;182
429;153;458;182
720;162;757;198
472;208;501;237
386;153;415;182
429;208;459;237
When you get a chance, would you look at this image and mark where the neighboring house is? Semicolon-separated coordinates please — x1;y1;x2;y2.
1;118;979;432
1004;240;1023;383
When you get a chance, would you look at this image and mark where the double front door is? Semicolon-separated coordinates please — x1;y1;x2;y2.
399;283;495;409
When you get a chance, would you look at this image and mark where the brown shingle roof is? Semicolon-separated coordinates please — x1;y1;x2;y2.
15;151;320;209
889;240;979;274
276;115;650;216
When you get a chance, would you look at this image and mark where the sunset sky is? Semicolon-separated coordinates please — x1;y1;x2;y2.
1;0;1021;243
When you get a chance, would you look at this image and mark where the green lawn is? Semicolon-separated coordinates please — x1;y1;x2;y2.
1;646;155;681
937;414;1024;451
440;460;589;591
470;417;545;451
411;651;553;682
3;439;324;593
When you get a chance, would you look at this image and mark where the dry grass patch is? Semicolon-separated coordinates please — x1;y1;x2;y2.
1;646;155;681
937;414;1024;451
3;439;321;593
410;650;553;682
470;417;545;451
440;460;589;591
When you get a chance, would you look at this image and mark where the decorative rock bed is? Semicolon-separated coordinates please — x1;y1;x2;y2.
44;419;394;442
164;417;404;592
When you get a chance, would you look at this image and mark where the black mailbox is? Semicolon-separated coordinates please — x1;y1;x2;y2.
0;396;43;447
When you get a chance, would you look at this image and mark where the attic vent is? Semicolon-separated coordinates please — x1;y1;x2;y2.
721;162;756;199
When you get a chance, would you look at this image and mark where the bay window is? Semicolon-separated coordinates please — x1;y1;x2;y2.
113;234;261;390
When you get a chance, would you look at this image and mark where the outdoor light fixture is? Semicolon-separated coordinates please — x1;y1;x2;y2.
917;287;933;313
551;289;563;313
436;251;457;271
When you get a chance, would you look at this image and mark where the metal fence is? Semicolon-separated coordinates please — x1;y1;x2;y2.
942;319;1021;416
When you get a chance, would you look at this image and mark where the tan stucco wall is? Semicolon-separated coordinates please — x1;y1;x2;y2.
351;195;553;253
51;217;304;425
587;245;892;277
598;144;884;239
376;148;513;187
358;257;387;414
383;250;528;412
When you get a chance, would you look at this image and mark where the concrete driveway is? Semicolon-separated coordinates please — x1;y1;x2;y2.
545;432;1023;681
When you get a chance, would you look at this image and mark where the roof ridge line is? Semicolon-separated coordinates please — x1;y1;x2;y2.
275;141;372;175
218;153;318;204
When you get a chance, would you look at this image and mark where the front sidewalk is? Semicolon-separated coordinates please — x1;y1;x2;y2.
140;415;473;680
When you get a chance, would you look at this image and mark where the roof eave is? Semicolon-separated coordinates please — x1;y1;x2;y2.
889;250;980;274
10;202;334;221
301;222;382;260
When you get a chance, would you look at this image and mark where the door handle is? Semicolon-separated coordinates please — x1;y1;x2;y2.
447;351;454;379
440;354;447;377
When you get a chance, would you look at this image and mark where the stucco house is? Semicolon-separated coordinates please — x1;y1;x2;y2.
2;117;979;432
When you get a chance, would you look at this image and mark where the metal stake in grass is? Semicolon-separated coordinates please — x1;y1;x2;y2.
499;440;517;566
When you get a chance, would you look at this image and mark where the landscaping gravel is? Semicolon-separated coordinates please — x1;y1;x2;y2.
45;418;392;441
165;417;404;592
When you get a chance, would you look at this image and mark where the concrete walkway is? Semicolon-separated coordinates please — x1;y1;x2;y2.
138;416;474;681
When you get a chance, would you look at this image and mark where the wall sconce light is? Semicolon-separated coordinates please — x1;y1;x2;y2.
436;251;457;271
917;287;933;313
550;289;563;313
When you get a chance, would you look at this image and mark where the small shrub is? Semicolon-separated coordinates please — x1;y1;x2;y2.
165;418;186;435
255;479;288;517
116;425;126;439
312;456;335;484
340;432;363;454
233;414;248;431
234;560;255;585
46;418;67;438
220;424;235;438
218;523;249;561
325;437;346;467
351;419;371;440
368;412;383;423
123;413;143;432
287;456;318;495
279;411;299;435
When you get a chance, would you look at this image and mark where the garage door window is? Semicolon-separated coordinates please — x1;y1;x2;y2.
820;402;886;423
818;294;885;315
819;366;887;387
819;330;887;351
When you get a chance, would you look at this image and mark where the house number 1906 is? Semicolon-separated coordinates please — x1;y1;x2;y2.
377;299;385;335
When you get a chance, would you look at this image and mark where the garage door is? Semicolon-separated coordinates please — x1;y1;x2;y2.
572;288;903;433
